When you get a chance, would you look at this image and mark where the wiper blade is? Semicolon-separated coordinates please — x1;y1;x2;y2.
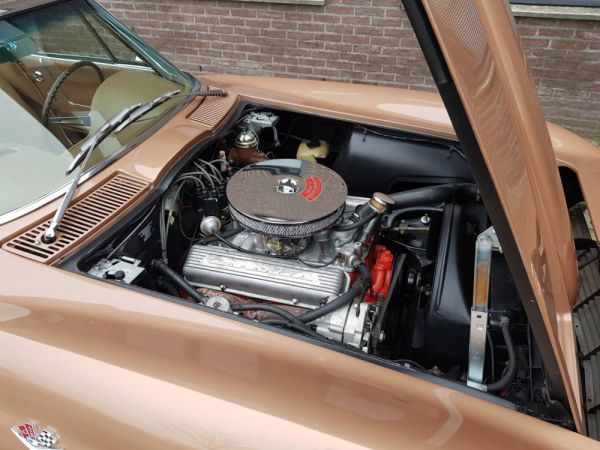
114;89;181;134
112;88;228;135
66;103;142;175
112;88;229;135
42;102;143;243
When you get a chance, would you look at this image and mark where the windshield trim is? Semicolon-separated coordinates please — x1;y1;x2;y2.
0;78;200;225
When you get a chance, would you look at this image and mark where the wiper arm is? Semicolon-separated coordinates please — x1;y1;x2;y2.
42;103;143;243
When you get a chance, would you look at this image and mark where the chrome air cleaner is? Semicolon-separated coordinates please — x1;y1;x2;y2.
226;159;347;237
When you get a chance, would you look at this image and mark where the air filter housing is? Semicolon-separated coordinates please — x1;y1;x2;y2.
227;159;347;237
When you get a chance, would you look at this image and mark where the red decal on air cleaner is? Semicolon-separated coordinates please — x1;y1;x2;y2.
301;176;323;201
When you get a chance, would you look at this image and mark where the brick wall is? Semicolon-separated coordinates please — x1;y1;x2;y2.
100;0;600;144
3;0;598;142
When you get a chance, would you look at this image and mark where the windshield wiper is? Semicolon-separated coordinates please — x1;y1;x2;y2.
42;103;143;243
43;89;182;244
42;88;227;243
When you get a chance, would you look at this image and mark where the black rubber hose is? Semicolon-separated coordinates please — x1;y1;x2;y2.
231;303;301;324
283;322;324;340
389;183;478;210
296;282;362;324
486;329;495;383
333;209;378;232
231;304;323;339
262;318;291;326
152;259;207;304
297;263;371;324
356;261;372;285
197;226;240;245
156;277;180;297
484;317;517;393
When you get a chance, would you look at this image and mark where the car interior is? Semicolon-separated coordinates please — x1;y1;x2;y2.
0;1;185;214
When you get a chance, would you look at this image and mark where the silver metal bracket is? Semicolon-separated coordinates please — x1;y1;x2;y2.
466;227;497;390
482;225;502;253
467;308;489;390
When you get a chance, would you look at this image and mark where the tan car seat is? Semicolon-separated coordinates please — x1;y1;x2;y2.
86;70;180;166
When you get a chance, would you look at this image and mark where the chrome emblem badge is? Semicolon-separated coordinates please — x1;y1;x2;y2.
11;422;63;449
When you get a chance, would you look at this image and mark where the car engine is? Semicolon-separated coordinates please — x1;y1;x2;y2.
181;158;391;350
76;106;560;422
79;107;492;361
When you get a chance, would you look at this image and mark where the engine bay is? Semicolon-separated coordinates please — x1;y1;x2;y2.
71;105;574;427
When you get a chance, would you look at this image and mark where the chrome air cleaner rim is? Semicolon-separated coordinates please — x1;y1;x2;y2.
226;159;347;237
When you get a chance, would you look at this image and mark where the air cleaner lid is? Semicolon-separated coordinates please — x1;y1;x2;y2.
226;159;347;237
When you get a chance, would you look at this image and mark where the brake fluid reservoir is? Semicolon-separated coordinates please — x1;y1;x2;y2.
297;140;330;163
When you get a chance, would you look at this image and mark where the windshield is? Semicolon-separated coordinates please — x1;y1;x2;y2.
0;0;195;217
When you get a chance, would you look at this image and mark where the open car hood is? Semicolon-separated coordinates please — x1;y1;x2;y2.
404;0;582;427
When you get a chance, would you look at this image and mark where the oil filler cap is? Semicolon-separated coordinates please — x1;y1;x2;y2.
226;159;347;237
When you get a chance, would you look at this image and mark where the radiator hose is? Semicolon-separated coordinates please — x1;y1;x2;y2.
389;183;478;209
335;183;478;232
484;317;517;393
230;303;323;339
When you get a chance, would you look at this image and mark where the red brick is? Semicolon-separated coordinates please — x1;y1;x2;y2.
551;39;588;50
537;27;575;38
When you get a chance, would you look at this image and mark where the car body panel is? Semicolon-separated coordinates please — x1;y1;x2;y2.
1;0;600;442
0;248;598;449
1;76;599;446
420;0;581;426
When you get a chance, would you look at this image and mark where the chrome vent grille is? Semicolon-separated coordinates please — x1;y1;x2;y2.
2;173;149;263
188;88;237;128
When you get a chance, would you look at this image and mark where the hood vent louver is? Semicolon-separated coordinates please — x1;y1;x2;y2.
188;87;237;128
2;173;149;263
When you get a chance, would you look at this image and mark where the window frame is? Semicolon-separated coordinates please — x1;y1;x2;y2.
510;0;600;7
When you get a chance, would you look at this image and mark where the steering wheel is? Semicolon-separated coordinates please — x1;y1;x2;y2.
41;60;105;126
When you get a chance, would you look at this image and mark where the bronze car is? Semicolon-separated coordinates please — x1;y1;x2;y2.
0;0;599;448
